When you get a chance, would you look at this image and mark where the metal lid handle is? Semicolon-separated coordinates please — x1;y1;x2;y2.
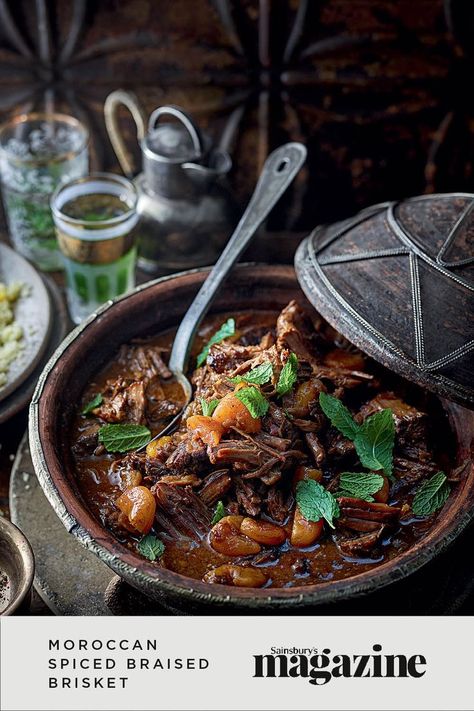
148;105;203;158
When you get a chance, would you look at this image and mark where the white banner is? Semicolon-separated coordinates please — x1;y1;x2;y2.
0;616;472;711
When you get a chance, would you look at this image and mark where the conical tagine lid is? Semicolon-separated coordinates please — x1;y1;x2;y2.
295;193;474;408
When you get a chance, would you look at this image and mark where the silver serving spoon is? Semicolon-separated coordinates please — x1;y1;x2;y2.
145;142;307;446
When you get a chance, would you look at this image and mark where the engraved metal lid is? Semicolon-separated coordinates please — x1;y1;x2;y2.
295;193;474;408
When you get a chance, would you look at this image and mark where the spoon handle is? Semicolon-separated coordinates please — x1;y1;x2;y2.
169;142;307;374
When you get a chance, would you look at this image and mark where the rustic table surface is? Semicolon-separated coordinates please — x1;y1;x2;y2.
1;230;473;616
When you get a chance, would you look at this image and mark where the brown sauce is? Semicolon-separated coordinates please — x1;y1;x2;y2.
71;307;455;589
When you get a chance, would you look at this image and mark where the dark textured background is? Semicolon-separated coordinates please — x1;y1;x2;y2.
0;0;473;614
1;0;473;233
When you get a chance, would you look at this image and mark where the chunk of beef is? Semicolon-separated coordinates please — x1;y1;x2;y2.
290;417;322;432
147;399;182;422
199;469;232;505
165;436;209;474
358;392;428;448
191;365;233;402
305;432;326;467
393;455;438;484
337;498;400;532
72;423;100;455
337;526;386;557
266;487;294;523
153;482;211;540
254;432;292;452
209;441;265;468
210;433;300;483
256;467;282;486
227;344;281;380
276;300;319;361
126;382;146;423
262;404;296;440
313;365;373;389
94;378;146;425
119;345;172;380
206;341;271;374
326;430;356;461
235;477;262;517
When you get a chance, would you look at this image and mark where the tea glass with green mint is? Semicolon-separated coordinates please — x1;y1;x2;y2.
0;113;88;271
51;173;139;324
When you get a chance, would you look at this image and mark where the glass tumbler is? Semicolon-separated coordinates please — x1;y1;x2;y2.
51;173;139;324
0;112;89;271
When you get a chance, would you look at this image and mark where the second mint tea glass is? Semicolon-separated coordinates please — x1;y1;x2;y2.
0;112;89;271
51;173;139;324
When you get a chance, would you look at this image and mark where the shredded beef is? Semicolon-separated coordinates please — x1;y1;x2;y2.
165;437;209;474
199;469;232;505
153;482;211;540
276;300;318;361
235;477;262;517
337;526;386;557
266;487;294;523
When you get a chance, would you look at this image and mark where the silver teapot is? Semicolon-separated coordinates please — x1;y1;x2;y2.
104;91;238;273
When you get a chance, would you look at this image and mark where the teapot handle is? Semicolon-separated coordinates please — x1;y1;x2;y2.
148;105;203;159
104;90;147;178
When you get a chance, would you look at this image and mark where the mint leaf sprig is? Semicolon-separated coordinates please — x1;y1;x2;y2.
336;472;385;502
98;423;151;453
196;318;235;367
276;352;298;396
82;393;103;415
355;409;395;479
412;472;450;517
231;361;273;386
318;391;360;439
201;398;219;417
211;500;226;525
235;386;269;419
138;534;165;561
319;393;395;480
296;479;340;528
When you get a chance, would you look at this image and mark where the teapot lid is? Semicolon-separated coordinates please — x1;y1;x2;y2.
144;105;203;163
295;193;474;408
147;124;198;161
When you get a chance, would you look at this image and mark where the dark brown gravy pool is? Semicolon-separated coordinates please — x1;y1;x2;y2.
71;309;453;589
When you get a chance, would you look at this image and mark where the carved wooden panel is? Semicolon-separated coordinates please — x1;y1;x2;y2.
0;0;469;231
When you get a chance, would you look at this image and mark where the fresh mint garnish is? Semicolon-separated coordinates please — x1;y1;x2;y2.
98;423;151;453
137;534;165;561
211;500;226;525
82;393;103;415
296;479;340;529
354;409;395;479
336;472;385;502
231;361;273;386
412;472;450;517
201;398;219;417
319;392;361;440
276;352;298;396
319;393;396;480
196;318;235;367
235;386;269;419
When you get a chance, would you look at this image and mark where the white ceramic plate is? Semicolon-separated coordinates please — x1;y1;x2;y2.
0;244;51;402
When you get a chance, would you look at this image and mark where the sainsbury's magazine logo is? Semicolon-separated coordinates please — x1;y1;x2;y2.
253;644;426;686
